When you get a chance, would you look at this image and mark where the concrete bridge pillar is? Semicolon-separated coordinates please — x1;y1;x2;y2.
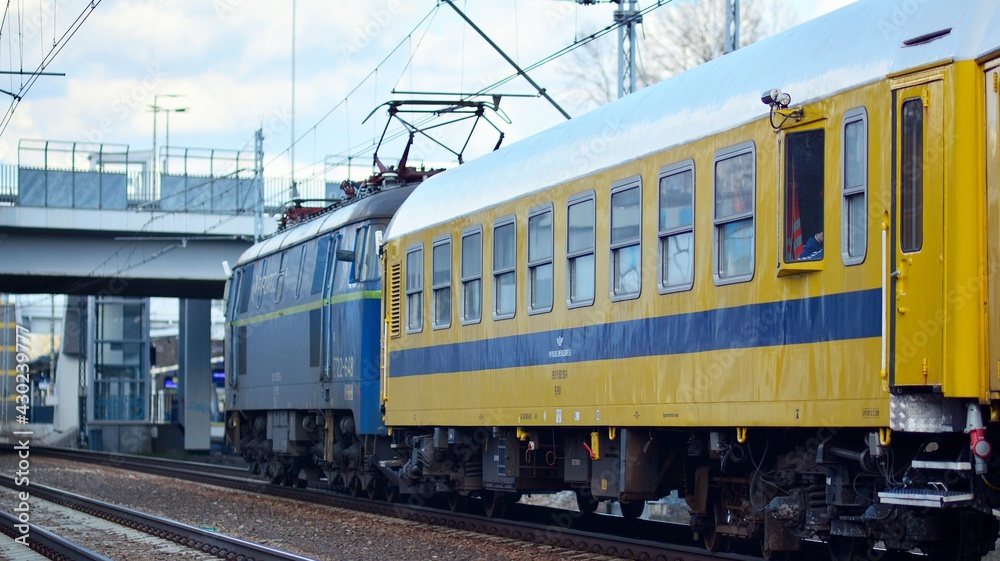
179;298;211;452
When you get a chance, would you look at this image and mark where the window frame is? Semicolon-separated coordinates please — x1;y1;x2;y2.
609;176;643;302
274;251;286;304
527;203;555;315
842;107;868;265
566;190;596;309
492;215;518;321
405;243;424;334
657;160;696;294
295;243;307;299
255;257;267;309
352;225;368;283
460;225;483;326
712;141;756;286
900;97;924;253
431;235;452;330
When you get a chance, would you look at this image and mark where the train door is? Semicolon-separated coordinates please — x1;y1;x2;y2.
891;80;945;388
986;61;1000;392
320;234;340;381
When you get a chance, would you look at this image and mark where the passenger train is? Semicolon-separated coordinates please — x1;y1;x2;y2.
226;1;1000;558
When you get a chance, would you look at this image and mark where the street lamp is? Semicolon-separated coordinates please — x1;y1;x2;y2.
148;93;185;193
163;107;188;175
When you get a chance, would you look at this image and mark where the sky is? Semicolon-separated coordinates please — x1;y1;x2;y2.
0;0;856;200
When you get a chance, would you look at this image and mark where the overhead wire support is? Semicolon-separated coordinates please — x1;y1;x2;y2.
441;0;571;120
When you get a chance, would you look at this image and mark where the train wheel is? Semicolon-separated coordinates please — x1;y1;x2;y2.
619;500;645;520
348;477;362;497
483;491;508;519
827;536;872;561
575;489;599;514
384;485;399;503
447;493;466;513
366;480;382;501
703;498;731;553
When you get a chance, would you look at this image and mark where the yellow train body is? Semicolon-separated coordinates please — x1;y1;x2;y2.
383;58;998;431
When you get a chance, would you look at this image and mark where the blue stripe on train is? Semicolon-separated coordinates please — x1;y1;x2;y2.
388;288;882;377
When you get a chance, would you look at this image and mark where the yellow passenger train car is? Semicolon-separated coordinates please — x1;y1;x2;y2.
380;1;1000;558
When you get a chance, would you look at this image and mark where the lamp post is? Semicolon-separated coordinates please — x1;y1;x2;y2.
149;93;184;193
163;107;188;175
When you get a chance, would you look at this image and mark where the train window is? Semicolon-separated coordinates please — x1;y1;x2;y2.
658;162;695;293
493;216;516;320
843;108;868;265
432;237;452;330
364;227;382;281
353;226;368;283
901;98;923;252
295;244;307;299
274;252;286;304
255;258;267;308
567;191;596;308
237;263;253;314
783;129;825;263
528;204;554;314
713;142;756;284
405;244;424;333
610;178;642;300
311;236;331;295
461;226;483;325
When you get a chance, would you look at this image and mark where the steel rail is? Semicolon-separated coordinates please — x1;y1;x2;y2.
0;475;314;561
0;509;113;561
18;447;768;561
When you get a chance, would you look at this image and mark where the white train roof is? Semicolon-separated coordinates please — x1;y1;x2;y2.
386;0;1000;240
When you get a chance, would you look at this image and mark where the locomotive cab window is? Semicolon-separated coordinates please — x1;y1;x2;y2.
783;129;825;264
405;244;424;333
461;226;483;325
528;204;554;314
432;237;452;330
658;161;695;293
493;216;516;320
713;142;756;284
610;178;642;300
567;191;596;308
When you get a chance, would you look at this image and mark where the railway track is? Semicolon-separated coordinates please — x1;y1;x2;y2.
0;474;313;561
0;508;113;561
15;446;889;561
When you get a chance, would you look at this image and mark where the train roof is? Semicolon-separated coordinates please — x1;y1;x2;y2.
234;184;417;267
385;0;1000;240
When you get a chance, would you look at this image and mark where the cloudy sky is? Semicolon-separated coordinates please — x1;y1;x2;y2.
0;0;855;196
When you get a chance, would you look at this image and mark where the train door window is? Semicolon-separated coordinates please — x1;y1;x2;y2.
610;178;642;300
658;161;695;293
255;258;267;308
311;236;331;295
783;129;825;262
493;216;516;320
567;191;595;308
713;142;756;284
901;98;923;252
528;204;554;314
432;236;452;330
295;244;307;299
461;226;483;325
405;244;424;333
274;252;286;304
237;263;253;314
843;108;868;264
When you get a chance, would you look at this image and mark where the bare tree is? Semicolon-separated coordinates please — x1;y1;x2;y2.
560;0;794;111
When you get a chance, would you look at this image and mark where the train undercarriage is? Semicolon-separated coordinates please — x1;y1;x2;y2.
228;408;1000;560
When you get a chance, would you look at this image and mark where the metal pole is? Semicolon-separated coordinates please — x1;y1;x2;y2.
443;0;571;120
290;0;298;200
616;0;640;98
255;129;264;242
724;0;740;54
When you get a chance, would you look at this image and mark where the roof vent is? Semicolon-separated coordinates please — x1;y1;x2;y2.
903;28;952;47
